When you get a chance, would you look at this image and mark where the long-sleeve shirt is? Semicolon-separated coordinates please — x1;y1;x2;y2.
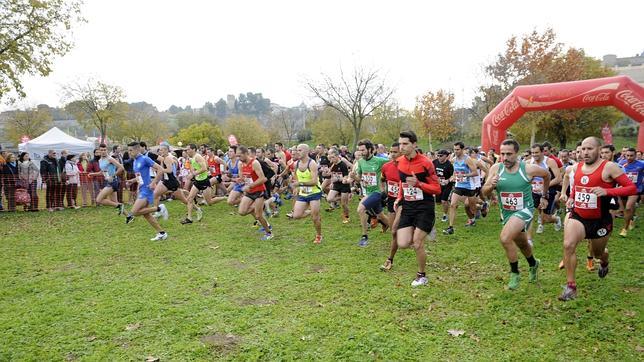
396;153;441;211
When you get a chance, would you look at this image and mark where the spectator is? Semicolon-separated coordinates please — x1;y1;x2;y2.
2;152;18;211
41;149;62;212
122;149;137;204
58;149;68;207
87;149;103;206
111;145;125;203
18;152;39;211
77;152;92;207
0;146;5;211
65;154;80;209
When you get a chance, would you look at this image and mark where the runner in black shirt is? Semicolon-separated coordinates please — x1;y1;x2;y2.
433;150;454;222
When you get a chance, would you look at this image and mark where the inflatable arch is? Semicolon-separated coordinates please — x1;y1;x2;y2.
481;75;644;152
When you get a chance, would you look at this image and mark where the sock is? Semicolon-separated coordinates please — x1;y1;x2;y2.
160;231;166;234
388;257;394;263
510;262;519;273
600;260;609;267
567;281;576;290
417;272;426;278
362;234;368;239
526;255;536;267
157;207;161;212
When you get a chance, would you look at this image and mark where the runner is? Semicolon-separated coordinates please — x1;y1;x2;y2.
380;142;402;271
180;144;212;225
559;137;637;301
290;144;323;243
619;147;643;237
443;141;479;235
326;148;352;224
526;143;562;241
124;142;169;241
151;144;192;214
433;149;454;222
236;145;273;241
88;143;126;214
225;146;245;207
482;139;551;289
393;131;441;286
350;139;390;247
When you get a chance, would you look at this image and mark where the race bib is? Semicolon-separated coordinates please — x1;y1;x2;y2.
455;171;467;183
402;182;423;201
500;192;524;211
626;172;638;183
574;186;598;209
387;181;399;197
300;185;313;193
362;172;377;186
332;172;344;182
209;166;217;174
244;177;254;185
531;180;544;195
103;171;113;183
135;173;143;184
163;172;169;181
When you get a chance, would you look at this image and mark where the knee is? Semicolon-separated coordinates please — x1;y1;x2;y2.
563;239;577;254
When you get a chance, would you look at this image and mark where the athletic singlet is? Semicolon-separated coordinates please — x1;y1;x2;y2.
227;158;240;177
191;157;208;181
163;158;179;183
572;160;613;219
496;162;534;218
296;159;322;196
99;158;117;180
529;158;548;195
241;158;266;194
207;156;221;176
472;155;482;188
454;156;475;190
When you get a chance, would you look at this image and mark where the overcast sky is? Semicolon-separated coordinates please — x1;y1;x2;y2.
8;0;644;112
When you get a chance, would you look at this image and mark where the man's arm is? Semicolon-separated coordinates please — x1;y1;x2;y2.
481;164;500;199
546;158;561;186
464;157;479;177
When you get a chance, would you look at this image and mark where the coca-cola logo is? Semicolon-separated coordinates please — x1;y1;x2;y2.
582;92;611;103
491;98;520;126
616;90;644;117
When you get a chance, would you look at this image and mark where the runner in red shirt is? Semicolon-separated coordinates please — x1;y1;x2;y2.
394;131;441;287
236;145;273;241
379;142;401;271
559;137;637;301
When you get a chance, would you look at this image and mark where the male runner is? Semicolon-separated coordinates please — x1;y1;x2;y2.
380;142;402;271
236;145;273;241
559;137;637;301
181;144;212;224
443;142;479;235
433;149;454;222
527;143;562;239
326;148;352;224
291;144;323;243
88;143;126;214
151;144;193;215
482;139;551;290
619;147;643;237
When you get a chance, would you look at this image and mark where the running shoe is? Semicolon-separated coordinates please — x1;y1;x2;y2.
558;285;577;301
558;260;565;270
196;207;203;222
536;223;544;234
598;263;609;278
443;226;454;235
342;215;350;224
586;258;594;271
314;235;323;244
508;272;520;290
159;204;169;221
325;206;335;212
150;232;168;241
152;211;161;219
411;276;428;287
528;259;540;283
117;204;125;215
441;215;448;222
125;214;135;224
475;210;481;219
259;224;273;233
619;228;628;237
261;233;273;241
380;258;393;271
628;220;635;231
554;216;562;231
465;219;476;227
180;218;193;225
286;212;293;218
481;201;489;218
358;235;369;247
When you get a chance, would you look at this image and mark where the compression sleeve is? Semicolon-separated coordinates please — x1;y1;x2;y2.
605;173;637;197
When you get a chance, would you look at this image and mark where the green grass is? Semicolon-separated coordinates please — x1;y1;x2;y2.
0;199;642;361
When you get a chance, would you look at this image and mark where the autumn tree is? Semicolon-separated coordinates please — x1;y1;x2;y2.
4;106;53;143
223;115;269;147
170;122;225;149
310;106;358;147
269;108;303;144
0;0;84;103
62;79;127;142
111;102;169;144
306;66;395;150
414;89;456;150
369;102;416;146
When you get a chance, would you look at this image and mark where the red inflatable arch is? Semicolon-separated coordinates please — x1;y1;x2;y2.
481;75;644;152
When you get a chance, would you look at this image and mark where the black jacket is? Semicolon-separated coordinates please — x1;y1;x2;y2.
40;155;60;182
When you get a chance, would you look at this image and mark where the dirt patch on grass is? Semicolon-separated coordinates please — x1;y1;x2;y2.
310;265;326;273
201;333;241;352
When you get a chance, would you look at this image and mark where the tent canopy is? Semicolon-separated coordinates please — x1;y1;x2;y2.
18;127;95;164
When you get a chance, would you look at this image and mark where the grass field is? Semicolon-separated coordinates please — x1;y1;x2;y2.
0;198;642;361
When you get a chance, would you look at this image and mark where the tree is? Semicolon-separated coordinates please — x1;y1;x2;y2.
369;102;416;146
215;98;227;118
414;89;456;150
62;79;127;142
307;66;395;150
170;122;225;149
111;102;169;144
4;107;53;143
310;106;359;147
175;112;218;130
223;115;269;147
0;0;84;102
269;108;302;144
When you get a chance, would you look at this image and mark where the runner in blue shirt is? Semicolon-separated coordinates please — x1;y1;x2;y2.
124;142;169;241
619;147;643;237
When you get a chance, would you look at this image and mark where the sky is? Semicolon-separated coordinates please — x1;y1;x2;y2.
7;0;644;112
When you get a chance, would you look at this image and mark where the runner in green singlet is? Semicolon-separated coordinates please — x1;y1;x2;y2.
482;139;551;291
291;144;323;244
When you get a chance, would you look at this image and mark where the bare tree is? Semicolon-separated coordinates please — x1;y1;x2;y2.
270;109;300;144
62;79;127;142
306;66;394;150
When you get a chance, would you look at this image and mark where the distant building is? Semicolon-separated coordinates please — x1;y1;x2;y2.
603;51;644;84
226;95;236;111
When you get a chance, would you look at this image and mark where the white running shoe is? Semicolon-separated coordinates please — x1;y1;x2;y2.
196;207;203;222
536;224;544;234
150;232;168;241
554;216;562;231
159;203;169;221
411;276;428;287
152;211;161;219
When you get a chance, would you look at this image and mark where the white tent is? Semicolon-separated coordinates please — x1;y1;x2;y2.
18;127;95;166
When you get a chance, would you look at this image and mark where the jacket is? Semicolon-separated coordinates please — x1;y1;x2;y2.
40;156;61;182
